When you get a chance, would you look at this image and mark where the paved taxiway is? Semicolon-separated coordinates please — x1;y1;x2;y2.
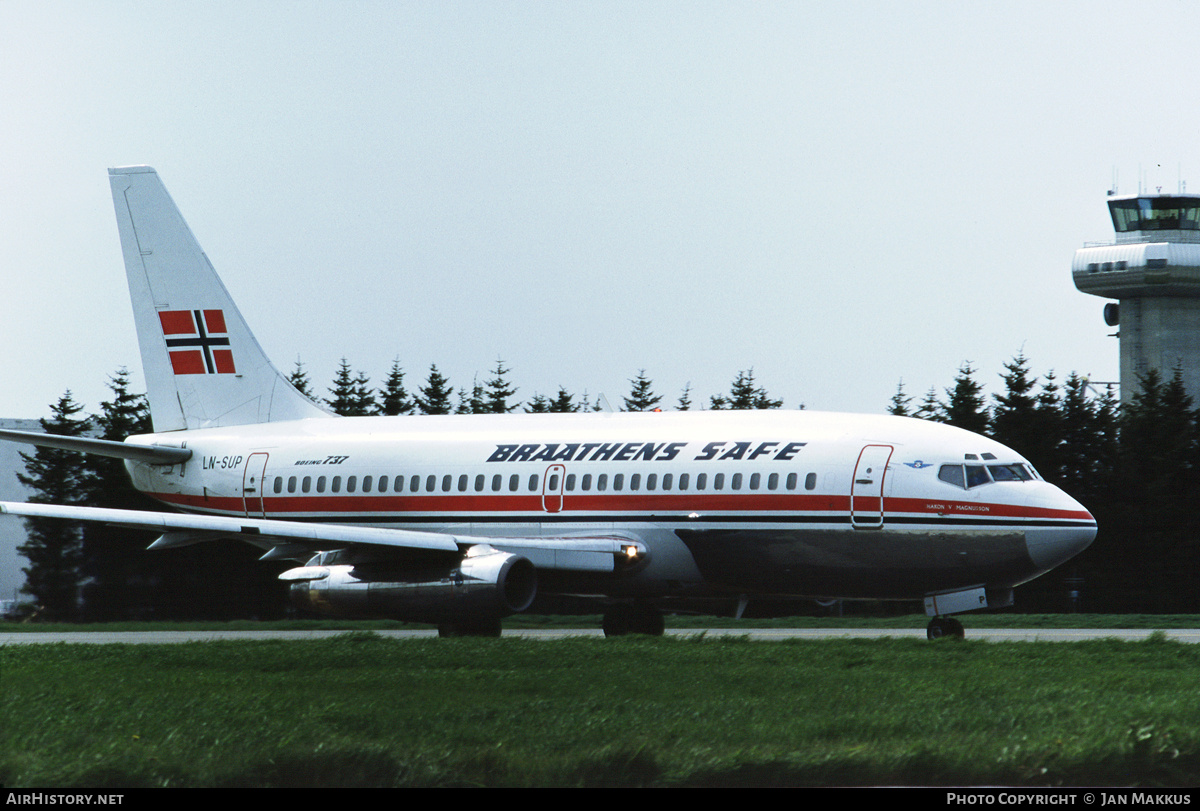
2;628;1198;644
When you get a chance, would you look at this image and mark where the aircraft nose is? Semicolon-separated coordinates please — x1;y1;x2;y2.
1024;487;1096;572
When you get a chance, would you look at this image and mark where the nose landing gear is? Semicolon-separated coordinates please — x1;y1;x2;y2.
926;616;965;640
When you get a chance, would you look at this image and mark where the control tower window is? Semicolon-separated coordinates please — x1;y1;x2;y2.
1109;198;1200;232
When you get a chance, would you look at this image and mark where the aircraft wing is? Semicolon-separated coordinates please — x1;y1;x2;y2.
0;501;641;572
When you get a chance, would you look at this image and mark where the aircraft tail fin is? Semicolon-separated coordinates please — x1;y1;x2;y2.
108;167;331;432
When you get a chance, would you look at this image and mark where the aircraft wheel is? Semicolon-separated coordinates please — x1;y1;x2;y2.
926;617;965;640
602;605;634;637
632;604;665;636
603;604;664;637
438;619;503;638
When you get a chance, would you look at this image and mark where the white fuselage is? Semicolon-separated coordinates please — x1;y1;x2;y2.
125;409;1096;602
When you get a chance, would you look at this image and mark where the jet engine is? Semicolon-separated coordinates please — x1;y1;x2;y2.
281;544;537;625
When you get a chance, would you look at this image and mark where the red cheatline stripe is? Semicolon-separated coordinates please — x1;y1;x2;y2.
144;490;1093;522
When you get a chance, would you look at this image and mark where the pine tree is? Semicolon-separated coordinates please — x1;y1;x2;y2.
378;358;414;416
453;377;485;414
326;359;357;416
1109;367;1199;611
943;362;988;434
990;353;1039;456
623;370;662;412
710;369;783;410
482;359;519;414
416;364;454;415
350;370;376;416
1030;370;1065;481
17;391;91;620
914;386;943;421
524;393;551;413
676;383;692;412
887;380;912;416
287;358;314;399
1058;373;1114;504
325;360;374;416
80;369;157;620
549;387;580;413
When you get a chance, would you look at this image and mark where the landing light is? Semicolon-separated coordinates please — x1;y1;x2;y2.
622;545;641;560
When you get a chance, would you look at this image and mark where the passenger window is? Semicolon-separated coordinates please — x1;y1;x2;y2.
442;475;452;492
378;476;388;493
362;476;372;492
529;474;538;491
509;474;519;492
458;474;468;492
273;477;283;494
302;476;311;493
786;473;798;490
629;473;640;491
475;474;485;492
426;475;436;492
597;474;608;491
582;473;592;491
714;473;725;491
548;474;559;490
410;475;419;492
332;476;341;493
767;472;778;491
317;476;326;493
678;473;689;490
492;474;502;492
613;474;624;491
565;473;576;491
731;473;743;490
804;472;816;491
749;473;760;490
661;473;671;491
696;473;706;490
394;476;404;493
647;473;657;491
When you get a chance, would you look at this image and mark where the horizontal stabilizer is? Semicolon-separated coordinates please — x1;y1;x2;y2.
0;429;191;465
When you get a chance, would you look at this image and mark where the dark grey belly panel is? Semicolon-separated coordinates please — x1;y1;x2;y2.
675;527;1034;599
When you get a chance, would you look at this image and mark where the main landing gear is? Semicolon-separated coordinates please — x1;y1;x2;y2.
602;603;665;637
926;616;965;640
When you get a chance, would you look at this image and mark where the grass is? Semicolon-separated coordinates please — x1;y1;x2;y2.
2;612;1199;633
2;633;1198;787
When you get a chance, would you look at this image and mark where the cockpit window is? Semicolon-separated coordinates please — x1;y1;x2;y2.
988;463;1032;482
938;464;965;488
965;465;990;488
939;462;1032;489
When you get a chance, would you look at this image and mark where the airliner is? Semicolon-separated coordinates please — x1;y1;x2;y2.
0;167;1097;638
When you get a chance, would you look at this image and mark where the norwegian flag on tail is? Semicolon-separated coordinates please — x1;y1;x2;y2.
158;309;236;375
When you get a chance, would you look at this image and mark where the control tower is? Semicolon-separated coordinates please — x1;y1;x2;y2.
1073;191;1200;402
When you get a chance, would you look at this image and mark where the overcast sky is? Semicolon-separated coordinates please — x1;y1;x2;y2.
1;1;1197;424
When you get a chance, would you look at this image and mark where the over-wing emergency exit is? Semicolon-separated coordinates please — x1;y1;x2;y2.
0;167;1097;638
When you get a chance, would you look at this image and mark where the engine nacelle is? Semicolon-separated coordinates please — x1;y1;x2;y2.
282;545;537;624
